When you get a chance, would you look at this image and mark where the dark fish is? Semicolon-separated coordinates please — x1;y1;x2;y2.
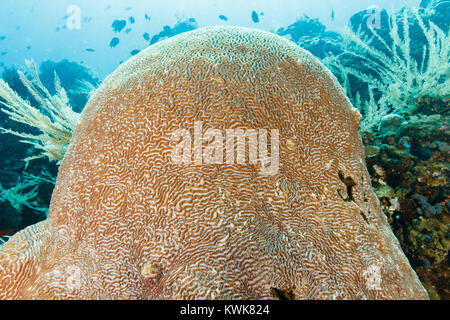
150;35;160;45
143;32;150;41
109;37;120;48
251;11;259;23
86;48;95;52
129;16;135;24
0;228;16;237
112;19;127;33
145;14;151;21
331;9;335;20
219;15;228;21
0;36;6;40
125;28;132;34
149;17;198;46
131;49;140;56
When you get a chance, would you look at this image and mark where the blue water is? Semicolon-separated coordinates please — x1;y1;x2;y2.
0;0;419;79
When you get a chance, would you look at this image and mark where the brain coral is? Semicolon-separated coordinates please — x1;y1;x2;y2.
0;26;428;299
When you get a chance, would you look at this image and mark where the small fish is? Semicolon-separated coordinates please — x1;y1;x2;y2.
129;16;135;24
331;9;335;20
251;11;259;23
398;136;412;150
143;32;150;41
26;45;31;50
150;35;160;45
219;15;228;21
86;48;95;52
125;7;132;11
0;36;6;40
260;12;264;16
109;37;120;48
112;19;127;33
105;5;111;11
1;52;7;56
145;14;151;21
125;28;132;34
55;27;60;32
15;26;21;31
131;49;141;56
0;62;4;67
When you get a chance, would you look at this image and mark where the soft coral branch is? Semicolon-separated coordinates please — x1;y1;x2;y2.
0;60;81;164
324;7;450;130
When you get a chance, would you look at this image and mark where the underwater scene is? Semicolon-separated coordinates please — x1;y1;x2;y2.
0;0;448;301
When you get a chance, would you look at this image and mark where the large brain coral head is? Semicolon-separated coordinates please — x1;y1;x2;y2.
0;26;428;299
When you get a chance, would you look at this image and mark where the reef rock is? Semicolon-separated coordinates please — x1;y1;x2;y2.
0;26;428;299
378;114;407;134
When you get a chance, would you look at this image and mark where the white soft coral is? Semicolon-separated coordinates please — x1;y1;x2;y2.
324;6;450;130
0;60;81;164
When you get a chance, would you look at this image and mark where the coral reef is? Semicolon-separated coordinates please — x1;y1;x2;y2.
39;59;99;113
0;176;46;214
324;6;449;130
0;167;54;244
362;96;449;299
0;26;427;299
277;15;326;41
420;0;450;31
274;2;449;299
0;61;84;243
0;67;37;106
0;174;48;245
276;16;343;59
0;60;80;164
0;1;447;300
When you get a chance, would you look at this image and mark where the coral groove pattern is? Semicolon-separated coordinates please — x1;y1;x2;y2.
0;26;428;299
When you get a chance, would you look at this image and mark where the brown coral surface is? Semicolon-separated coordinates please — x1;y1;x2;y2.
0;26;428;299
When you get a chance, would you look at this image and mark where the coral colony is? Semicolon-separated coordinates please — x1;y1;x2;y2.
0;26;428;299
0;1;448;300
